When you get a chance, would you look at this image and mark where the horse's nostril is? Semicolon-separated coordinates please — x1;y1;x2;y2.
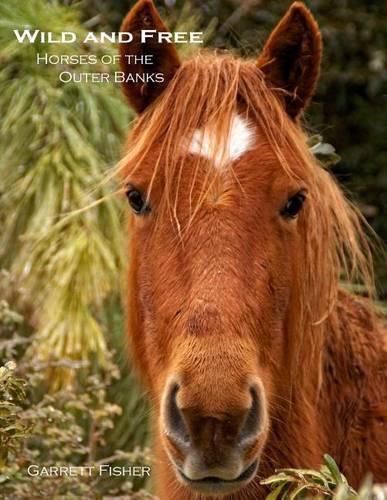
165;383;190;446
164;380;264;452
239;385;263;445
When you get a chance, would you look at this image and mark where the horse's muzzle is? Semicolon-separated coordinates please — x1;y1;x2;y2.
161;378;266;495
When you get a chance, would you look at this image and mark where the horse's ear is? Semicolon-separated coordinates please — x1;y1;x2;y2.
119;0;181;113
257;2;322;119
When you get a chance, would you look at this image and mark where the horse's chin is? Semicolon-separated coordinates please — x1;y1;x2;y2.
173;459;259;497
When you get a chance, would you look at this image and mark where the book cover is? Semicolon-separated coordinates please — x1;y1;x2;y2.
0;1;386;498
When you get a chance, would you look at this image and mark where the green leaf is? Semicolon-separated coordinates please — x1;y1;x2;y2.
266;482;289;499
324;455;344;485
308;136;341;167
289;483;312;499
261;472;299;485
357;474;373;500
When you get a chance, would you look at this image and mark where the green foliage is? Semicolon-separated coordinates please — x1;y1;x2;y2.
0;300;154;499
0;361;28;468
261;455;387;499
0;0;131;385
308;135;341;168
100;298;150;453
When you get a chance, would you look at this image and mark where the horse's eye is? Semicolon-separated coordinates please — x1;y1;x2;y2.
281;192;306;219
126;189;149;214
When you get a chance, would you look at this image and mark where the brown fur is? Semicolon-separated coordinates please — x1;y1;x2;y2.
117;2;387;498
258;2;322;118
119;0;180;113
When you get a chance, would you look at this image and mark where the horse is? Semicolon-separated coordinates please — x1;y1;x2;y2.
117;1;387;498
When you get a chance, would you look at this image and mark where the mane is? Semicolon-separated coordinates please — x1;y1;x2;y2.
118;51;375;391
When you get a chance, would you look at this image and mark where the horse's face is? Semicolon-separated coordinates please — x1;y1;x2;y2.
127;130;307;493
120;1;321;496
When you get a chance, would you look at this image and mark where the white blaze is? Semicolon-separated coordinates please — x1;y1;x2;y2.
188;114;255;170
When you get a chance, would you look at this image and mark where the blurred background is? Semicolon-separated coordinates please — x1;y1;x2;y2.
0;0;385;498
